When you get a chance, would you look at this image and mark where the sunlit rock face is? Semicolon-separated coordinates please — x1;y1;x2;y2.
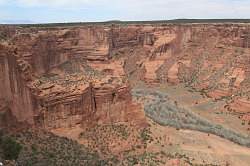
0;25;147;129
1;23;250;129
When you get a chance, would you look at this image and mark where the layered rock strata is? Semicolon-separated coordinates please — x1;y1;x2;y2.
0;26;147;129
1;23;250;129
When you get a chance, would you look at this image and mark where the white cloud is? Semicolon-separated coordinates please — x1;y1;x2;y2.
0;0;250;22
123;0;250;18
3;0;249;11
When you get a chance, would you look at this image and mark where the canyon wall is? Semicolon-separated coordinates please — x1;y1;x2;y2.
0;26;147;130
12;27;110;75
0;44;36;125
1;23;250;129
108;24;250;120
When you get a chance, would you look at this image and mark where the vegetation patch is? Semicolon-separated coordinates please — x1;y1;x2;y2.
0;135;22;161
1;130;110;166
133;88;250;148
79;124;145;156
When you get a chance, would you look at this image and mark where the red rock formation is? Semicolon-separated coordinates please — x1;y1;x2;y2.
2;23;250;129
0;44;36;125
108;24;250;120
0;26;147;130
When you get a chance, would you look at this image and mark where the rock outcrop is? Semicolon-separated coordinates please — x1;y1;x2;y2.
0;26;146;130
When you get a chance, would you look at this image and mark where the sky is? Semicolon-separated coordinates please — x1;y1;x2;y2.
0;0;250;23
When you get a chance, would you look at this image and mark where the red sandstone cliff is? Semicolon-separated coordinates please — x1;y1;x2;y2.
0;26;146;130
1;23;250;129
108;24;250;120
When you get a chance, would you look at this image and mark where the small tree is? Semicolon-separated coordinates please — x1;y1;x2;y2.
1;137;22;160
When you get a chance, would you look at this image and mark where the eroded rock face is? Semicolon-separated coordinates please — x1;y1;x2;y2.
109;24;250;120
0;26;147;130
1;23;250;129
0;44;36;125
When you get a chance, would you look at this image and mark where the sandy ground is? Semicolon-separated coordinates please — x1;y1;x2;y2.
148;118;250;166
52;118;250;166
157;84;250;136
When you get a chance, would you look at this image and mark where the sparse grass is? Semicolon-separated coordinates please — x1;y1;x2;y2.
7;130;111;166
121;151;165;166
0;136;22;160
139;128;153;143
79;124;143;156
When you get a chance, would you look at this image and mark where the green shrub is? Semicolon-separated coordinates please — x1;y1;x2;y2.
1;137;22;160
140;128;153;143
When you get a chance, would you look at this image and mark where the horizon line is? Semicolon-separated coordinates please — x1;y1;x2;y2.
1;18;250;26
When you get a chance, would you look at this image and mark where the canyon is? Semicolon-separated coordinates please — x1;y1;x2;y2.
1;21;250;165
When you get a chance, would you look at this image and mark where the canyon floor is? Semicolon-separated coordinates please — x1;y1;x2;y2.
143;84;250;166
2;84;250;165
52;119;250;166
49;84;250;166
155;84;250;137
